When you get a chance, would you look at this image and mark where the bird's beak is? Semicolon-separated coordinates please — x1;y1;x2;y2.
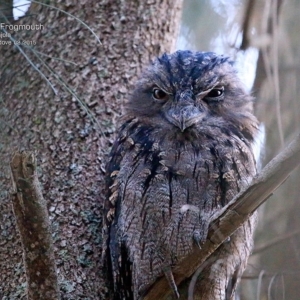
165;105;203;132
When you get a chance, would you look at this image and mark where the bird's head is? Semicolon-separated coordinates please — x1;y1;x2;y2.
126;50;258;141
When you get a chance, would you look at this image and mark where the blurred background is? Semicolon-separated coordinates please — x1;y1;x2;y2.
179;0;300;299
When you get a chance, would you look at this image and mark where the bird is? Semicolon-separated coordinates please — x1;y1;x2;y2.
102;50;259;300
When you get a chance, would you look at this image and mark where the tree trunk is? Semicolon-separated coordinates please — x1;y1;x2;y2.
0;1;182;298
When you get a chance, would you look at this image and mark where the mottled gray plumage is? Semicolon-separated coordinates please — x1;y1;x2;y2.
102;50;258;300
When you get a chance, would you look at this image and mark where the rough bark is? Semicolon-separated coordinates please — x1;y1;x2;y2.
0;1;182;298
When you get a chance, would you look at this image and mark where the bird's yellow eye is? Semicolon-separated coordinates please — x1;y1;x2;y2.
152;88;169;101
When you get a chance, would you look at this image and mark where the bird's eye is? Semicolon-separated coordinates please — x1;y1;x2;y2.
152;88;169;101
205;86;224;101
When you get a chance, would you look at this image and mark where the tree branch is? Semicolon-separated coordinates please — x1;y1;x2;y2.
252;228;300;255
240;0;256;50
10;151;60;300
144;133;300;299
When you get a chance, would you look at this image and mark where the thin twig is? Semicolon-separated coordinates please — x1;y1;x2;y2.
252;228;300;255
30;0;101;45
242;269;300;280
271;0;285;148
27;46;105;136
256;270;265;300
268;273;278;299
0;27;57;95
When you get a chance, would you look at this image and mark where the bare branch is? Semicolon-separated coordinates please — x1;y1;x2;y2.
252;0;284;93
10;151;60;300
252;228;300;255
242;269;300;280
240;0;256;50
144;133;300;299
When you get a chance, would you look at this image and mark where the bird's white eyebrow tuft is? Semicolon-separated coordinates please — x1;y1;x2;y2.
251;123;265;171
180;204;200;214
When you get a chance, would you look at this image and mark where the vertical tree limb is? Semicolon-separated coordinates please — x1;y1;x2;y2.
10;151;60;300
240;0;256;50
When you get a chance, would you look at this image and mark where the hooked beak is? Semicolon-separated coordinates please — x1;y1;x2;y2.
165;105;203;132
